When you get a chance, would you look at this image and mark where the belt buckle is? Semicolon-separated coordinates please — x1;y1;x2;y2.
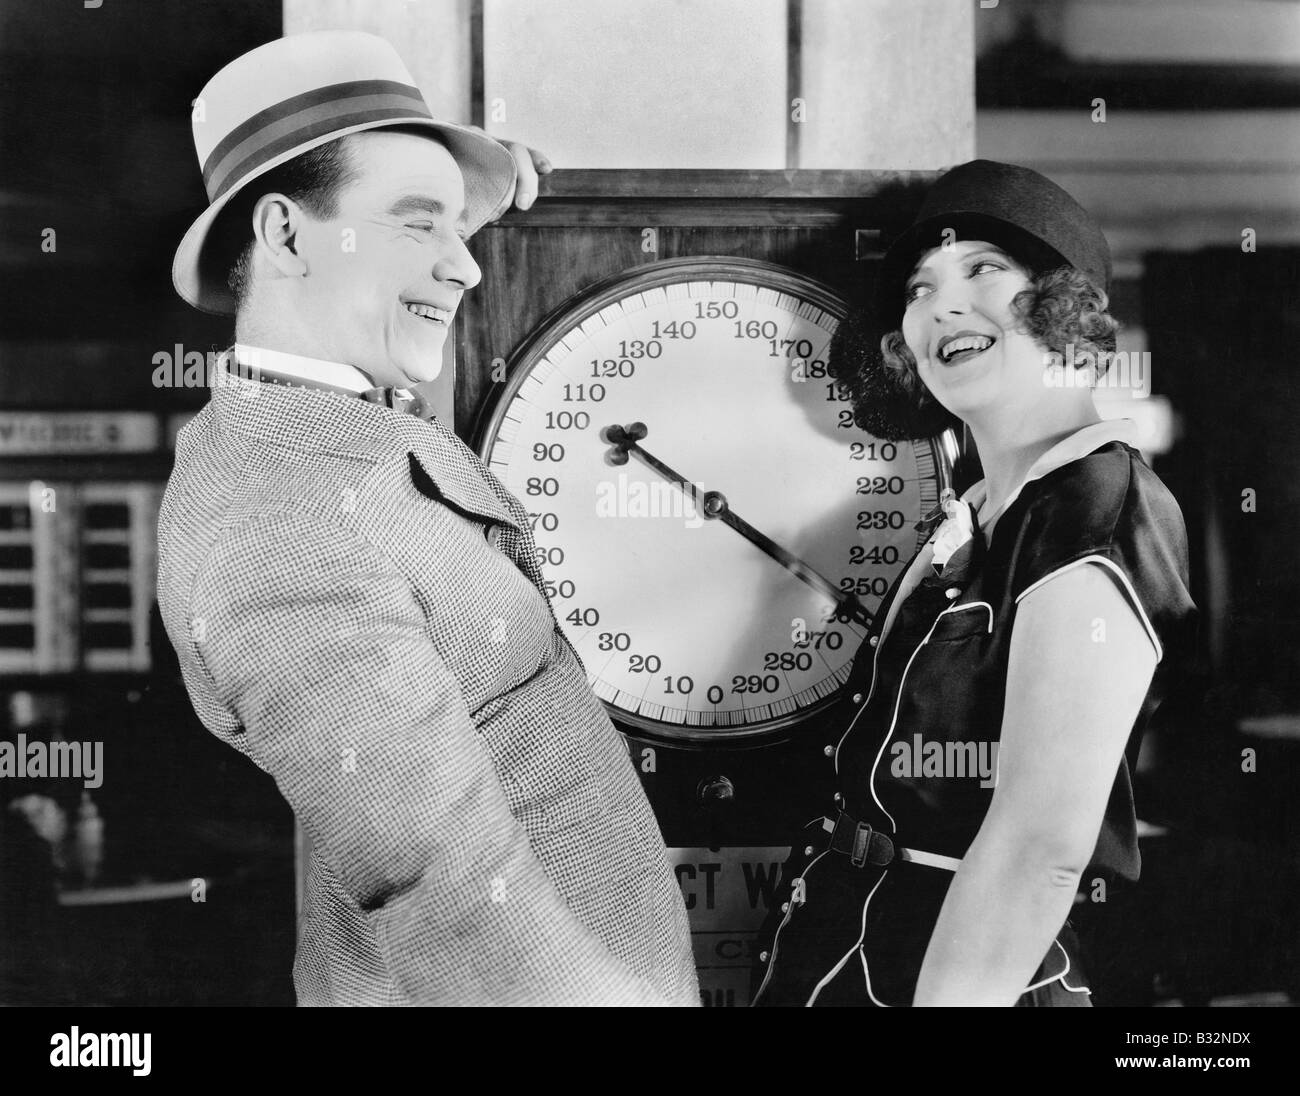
850;821;873;868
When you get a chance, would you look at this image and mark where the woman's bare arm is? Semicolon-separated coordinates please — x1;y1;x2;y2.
912;563;1157;1006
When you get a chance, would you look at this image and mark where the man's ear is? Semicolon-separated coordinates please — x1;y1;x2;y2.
250;193;308;278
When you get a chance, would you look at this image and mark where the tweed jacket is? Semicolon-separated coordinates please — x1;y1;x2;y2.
156;368;698;1006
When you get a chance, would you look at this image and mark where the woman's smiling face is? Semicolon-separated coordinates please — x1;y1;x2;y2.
901;239;1044;421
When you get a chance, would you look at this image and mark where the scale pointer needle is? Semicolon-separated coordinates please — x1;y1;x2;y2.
602;422;871;627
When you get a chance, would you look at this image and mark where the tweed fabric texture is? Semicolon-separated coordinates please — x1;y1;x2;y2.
157;372;698;1006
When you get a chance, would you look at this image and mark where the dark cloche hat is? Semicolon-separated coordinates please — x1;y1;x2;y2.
875;159;1111;330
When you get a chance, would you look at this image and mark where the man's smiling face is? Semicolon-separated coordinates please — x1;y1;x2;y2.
289;129;481;388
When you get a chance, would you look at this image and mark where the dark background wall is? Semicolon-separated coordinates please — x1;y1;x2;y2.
0;0;278;412
0;0;297;1006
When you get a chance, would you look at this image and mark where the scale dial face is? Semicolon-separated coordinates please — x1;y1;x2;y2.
480;257;953;743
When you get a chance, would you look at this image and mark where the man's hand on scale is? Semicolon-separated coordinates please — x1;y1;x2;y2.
601;422;872;628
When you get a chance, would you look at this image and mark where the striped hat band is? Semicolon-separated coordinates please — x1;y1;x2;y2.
202;79;432;203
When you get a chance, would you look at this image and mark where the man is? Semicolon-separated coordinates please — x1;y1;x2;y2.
157;30;698;1006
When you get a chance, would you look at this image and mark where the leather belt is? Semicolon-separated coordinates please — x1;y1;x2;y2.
821;812;963;873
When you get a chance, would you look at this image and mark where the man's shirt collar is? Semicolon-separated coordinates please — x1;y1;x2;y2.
233;342;374;394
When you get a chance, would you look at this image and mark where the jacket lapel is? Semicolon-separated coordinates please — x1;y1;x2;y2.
402;416;520;534
399;420;576;664
208;368;541;586
400;417;554;594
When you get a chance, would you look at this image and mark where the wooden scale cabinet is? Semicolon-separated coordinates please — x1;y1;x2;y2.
453;170;956;1005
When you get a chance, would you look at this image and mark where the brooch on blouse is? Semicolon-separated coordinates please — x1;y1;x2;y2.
931;491;974;568
922;489;984;587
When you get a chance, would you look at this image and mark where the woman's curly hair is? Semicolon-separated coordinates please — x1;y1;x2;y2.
830;266;1119;442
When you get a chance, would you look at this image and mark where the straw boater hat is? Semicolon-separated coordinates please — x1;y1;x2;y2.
173;30;517;315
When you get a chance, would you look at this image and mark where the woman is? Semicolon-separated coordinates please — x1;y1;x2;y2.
751;160;1196;1007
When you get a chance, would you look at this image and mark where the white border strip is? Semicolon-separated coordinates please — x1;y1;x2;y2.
1015;554;1163;663
865;599;996;828
806;870;890;1007
751;849;829;1006
1022;938;1092;996
937;600;994;634
899;847;962;872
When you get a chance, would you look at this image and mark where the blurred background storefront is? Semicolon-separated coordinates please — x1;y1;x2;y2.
1;0;1297;1005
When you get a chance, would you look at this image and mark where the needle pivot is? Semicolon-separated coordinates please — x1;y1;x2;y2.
601;422;648;466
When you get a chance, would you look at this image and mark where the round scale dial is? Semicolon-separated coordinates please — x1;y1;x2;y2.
480;257;953;743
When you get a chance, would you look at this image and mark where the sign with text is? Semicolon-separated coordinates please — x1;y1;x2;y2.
0;413;159;454
668;845;789;1007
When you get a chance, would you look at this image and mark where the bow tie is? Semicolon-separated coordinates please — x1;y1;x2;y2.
359;384;436;422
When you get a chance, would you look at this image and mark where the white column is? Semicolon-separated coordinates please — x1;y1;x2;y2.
283;0;474;120
798;0;975;168
287;0;975;168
